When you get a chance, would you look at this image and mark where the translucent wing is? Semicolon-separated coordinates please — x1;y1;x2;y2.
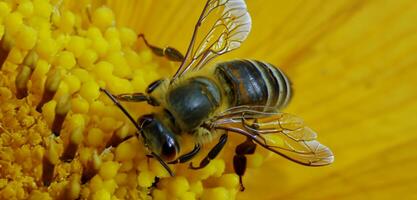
211;106;334;166
171;0;251;83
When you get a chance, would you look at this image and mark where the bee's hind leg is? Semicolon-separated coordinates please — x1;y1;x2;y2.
138;34;184;62
233;137;257;192
189;134;228;169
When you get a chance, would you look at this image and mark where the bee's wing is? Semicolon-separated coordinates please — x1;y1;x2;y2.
171;0;251;83
212;106;334;166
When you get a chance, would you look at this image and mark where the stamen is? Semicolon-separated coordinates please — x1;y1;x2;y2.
37;69;62;112
51;93;71;136
81;150;101;184
42;137;61;186
0;35;11;69
15;49;38;98
15;64;32;99
61;126;83;162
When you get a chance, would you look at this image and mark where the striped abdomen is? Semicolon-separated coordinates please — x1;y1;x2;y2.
215;60;292;110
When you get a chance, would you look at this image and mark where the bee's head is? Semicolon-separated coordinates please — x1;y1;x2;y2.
138;113;180;161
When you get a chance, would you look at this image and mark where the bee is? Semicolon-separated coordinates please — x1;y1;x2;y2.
102;0;334;191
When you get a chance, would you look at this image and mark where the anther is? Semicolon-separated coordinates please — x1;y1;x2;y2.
61;126;83;162
42;137;61;186
15;65;32;99
15;50;38;99
81;150;102;184
0;35;12;69
51;93;71;136
23;49;39;67
37;69;62;112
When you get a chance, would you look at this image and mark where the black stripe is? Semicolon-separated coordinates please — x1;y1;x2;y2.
271;66;290;109
273;66;287;108
276;67;292;108
240;60;269;105
254;61;280;108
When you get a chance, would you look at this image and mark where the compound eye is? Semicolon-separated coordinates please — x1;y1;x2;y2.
146;79;164;94
161;140;178;161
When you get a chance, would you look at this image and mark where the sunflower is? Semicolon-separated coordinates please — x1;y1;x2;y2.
1;0;416;200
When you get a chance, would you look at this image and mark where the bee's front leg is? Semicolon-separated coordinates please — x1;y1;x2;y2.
138;34;184;62
189;134;228;169
168;144;201;164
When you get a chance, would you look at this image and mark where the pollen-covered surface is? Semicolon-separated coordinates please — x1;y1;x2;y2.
0;1;270;199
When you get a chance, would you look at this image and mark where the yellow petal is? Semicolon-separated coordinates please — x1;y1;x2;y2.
108;0;417;199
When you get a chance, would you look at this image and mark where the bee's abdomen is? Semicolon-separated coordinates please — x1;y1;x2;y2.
215;60;292;110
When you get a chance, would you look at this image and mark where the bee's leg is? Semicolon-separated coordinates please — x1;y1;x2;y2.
168;144;201;164
113;92;160;106
189;134;228;169
100;88;143;127
101;89;147;103
138;34;184;62
233;136;257;191
145;153;175;177
113;92;149;102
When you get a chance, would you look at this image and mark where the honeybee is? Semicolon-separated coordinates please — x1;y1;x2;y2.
102;0;334;191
